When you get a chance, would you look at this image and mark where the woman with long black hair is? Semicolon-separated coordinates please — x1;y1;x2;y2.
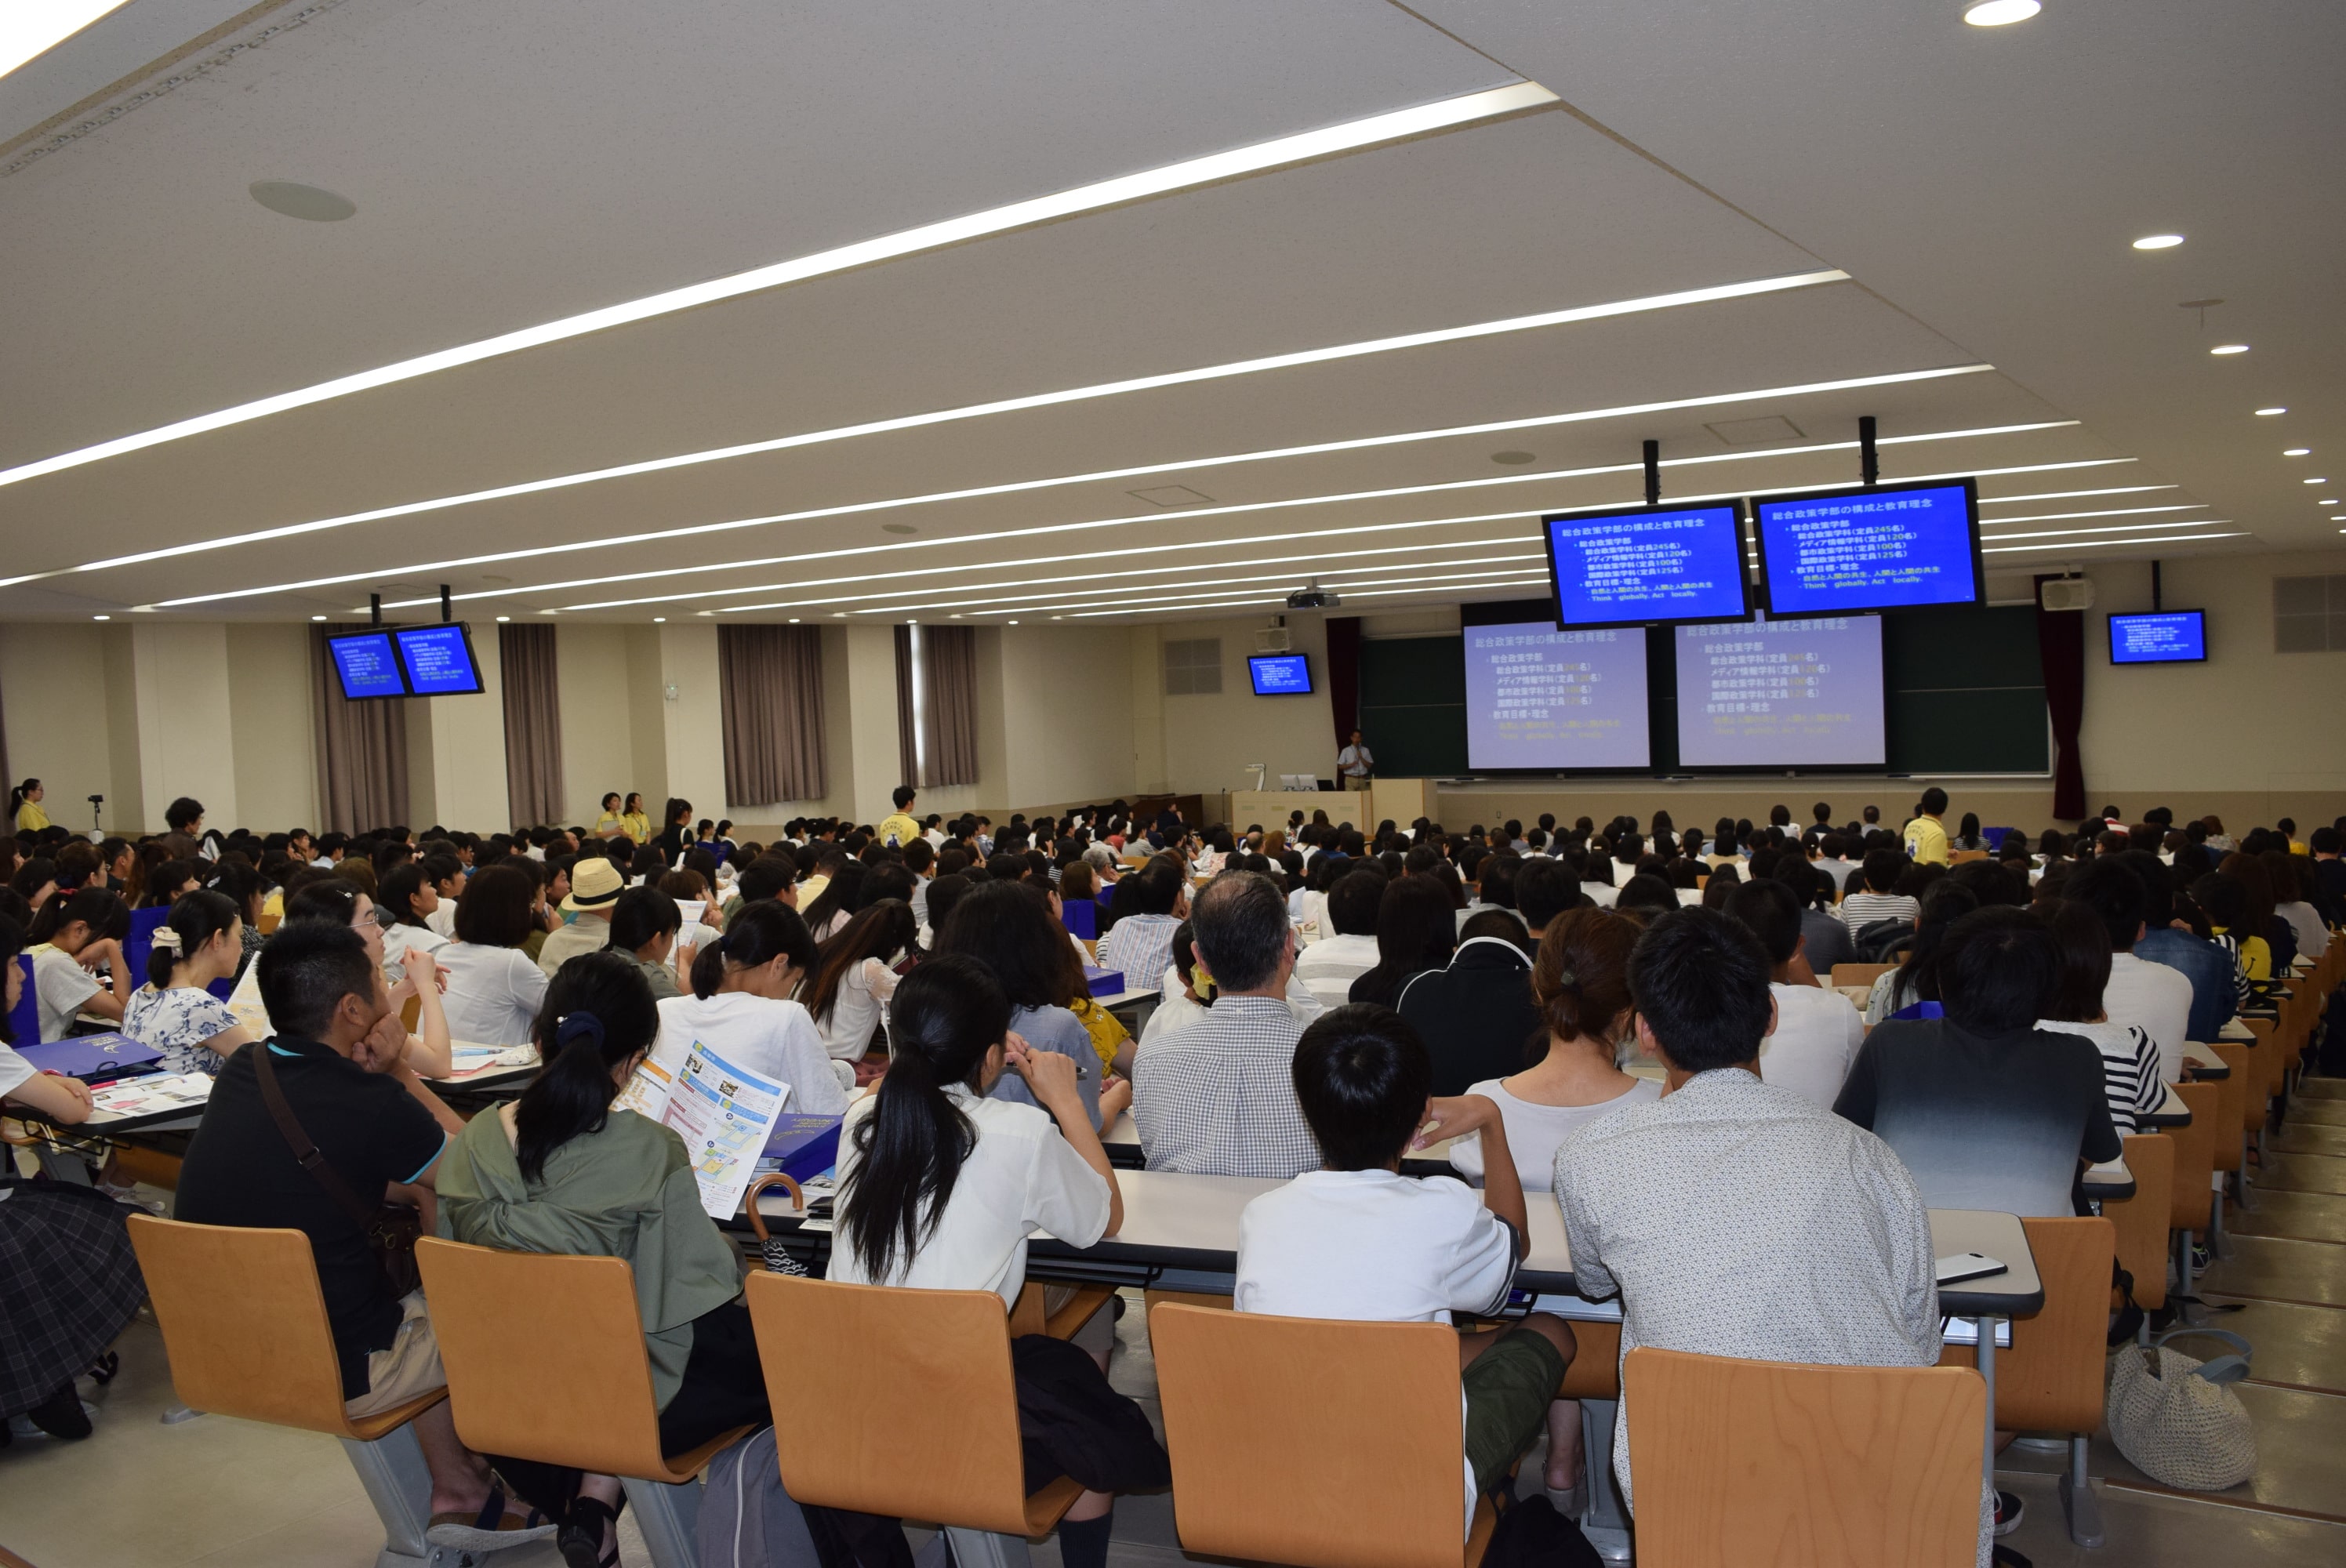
438;950;770;1568
830;955;1164;1568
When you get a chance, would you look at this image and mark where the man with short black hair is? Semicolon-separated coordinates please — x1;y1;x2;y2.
177;924;540;1550
1724;880;1861;1108
2069;856;2196;1082
1836;908;2121;1216
1556;909;1952;1539
1840;848;1919;932
875;785;921;850
1292;868;1385;1011
1513;856;1578;942
1132;871;1314;1177
1903;786;1951;866
1096;854;1189;993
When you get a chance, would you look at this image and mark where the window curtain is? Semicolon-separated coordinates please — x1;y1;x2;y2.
310;623;410;833
718;624;826;805
2034;576;2087;820
1325;615;1362;748
499;623;565;826
894;625;919;786
924;624;979;787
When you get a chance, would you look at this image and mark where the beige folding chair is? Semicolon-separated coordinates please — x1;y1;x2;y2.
1149;1302;1500;1568
1624;1346;1985;1568
414;1238;752;1568
129;1217;452;1568
745;1272;1084;1568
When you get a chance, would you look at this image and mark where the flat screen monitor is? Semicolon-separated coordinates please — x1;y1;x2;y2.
1247;653;1313;695
2108;609;2206;664
1753;478;1982;615
1673;615;1886;768
1542;500;1751;629
1463;622;1651;771
393;622;486;696
325;630;408;700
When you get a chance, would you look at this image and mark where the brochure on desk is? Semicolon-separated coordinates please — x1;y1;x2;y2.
613;1043;786;1218
85;1073;214;1121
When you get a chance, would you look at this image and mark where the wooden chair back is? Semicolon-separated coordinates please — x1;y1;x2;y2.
1936;1218;2112;1433
2168;1082;2219;1232
413;1238;712;1481
1831;963;1892;990
1624;1347;1984;1568
1149;1303;1495;1568
2106;1134;2175;1311
2207;1044;2250;1167
1949;848;1990;864
128;1216;441;1441
743;1272;1076;1538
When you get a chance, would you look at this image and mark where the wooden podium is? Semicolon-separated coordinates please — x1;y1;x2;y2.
1221;779;1436;835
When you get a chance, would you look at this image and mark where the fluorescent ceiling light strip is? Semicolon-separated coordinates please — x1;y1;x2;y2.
959;564;1555;619
1976;520;2225;542
1983;532;2246;554
0;1;133;78
146;366;2006;608
851;554;1549;615
1978;504;2205;525
1064;574;1552;619
710;536;1539;615
1978;485;2175;504
47;269;1852;581
0;80;1559;496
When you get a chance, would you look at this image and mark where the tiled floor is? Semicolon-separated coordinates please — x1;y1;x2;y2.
9;1077;2346;1566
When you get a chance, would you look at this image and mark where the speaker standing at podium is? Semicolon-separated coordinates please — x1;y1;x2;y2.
1337;731;1374;793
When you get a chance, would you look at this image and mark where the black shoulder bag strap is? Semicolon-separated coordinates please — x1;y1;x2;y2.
252;1043;379;1232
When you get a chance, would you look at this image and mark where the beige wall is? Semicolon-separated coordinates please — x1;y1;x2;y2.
1137;611;1335;797
998;623;1132;806
554;622;636;825
0;624;121;831
225;622;319;833
133;622;240;831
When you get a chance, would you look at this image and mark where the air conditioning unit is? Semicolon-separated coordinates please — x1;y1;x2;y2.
1255;627;1291;653
2039;576;2095;612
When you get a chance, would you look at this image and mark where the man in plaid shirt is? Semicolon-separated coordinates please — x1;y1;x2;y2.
1132;870;1316;1178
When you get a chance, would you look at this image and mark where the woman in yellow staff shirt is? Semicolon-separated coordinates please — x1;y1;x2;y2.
10;779;49;834
593;791;626;838
619;792;652;842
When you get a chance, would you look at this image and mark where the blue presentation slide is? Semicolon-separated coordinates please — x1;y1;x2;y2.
1463;622;1651;771
327;632;406;699
1248;653;1313;695
1755;481;1980;615
1544;502;1749;626
394;624;484;695
2108;611;2206;664
1674;615;1886;768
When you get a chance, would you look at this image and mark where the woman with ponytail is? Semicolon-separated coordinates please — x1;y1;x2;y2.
830;954;1160;1568
121;890;253;1075
9;779;47;835
645;899;848;1112
437;951;772;1568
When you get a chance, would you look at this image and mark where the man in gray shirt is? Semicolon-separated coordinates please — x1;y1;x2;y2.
1556;907;1985;1564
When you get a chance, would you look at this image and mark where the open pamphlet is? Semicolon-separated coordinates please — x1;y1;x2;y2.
85;1073;215;1121
614;1042;786;1218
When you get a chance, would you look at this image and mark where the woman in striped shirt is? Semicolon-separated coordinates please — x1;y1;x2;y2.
2037;899;2163;1132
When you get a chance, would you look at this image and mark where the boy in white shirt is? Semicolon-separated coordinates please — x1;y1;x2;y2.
1723;880;1862;1109
1235;1007;1579;1521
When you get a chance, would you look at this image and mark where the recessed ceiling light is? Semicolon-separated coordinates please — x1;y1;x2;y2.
2130;234;2184;251
2256;407;2287;416
0;1;136;79
91;613;108;620
652;616;666;622
494;615;510;622
1963;0;2042;24
2324;499;2341;506
881;524;918;535
2210;344;2250;355
1490;452;1537;466
249;181;357;222
1008;619;1019;625
2306;477;2329;485
310;614;327;622
2284;448;2311;456
0;81;1558;492
787;618;800;623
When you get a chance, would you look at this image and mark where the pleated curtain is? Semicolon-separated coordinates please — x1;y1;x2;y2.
719;624;827;805
310;623;411;833
499;623;566;826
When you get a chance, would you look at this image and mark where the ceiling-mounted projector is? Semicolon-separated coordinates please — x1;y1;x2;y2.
1286;585;1341;609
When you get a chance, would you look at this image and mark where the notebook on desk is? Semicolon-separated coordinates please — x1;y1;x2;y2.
16;1032;162;1082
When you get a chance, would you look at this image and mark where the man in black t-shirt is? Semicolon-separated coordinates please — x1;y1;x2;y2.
177;922;547;1549
1836;907;2121;1218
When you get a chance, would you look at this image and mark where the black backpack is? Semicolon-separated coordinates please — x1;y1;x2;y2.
1852;917;1916;964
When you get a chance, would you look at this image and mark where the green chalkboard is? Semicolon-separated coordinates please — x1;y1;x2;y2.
1355;604;2047;776
1356;636;1469;776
